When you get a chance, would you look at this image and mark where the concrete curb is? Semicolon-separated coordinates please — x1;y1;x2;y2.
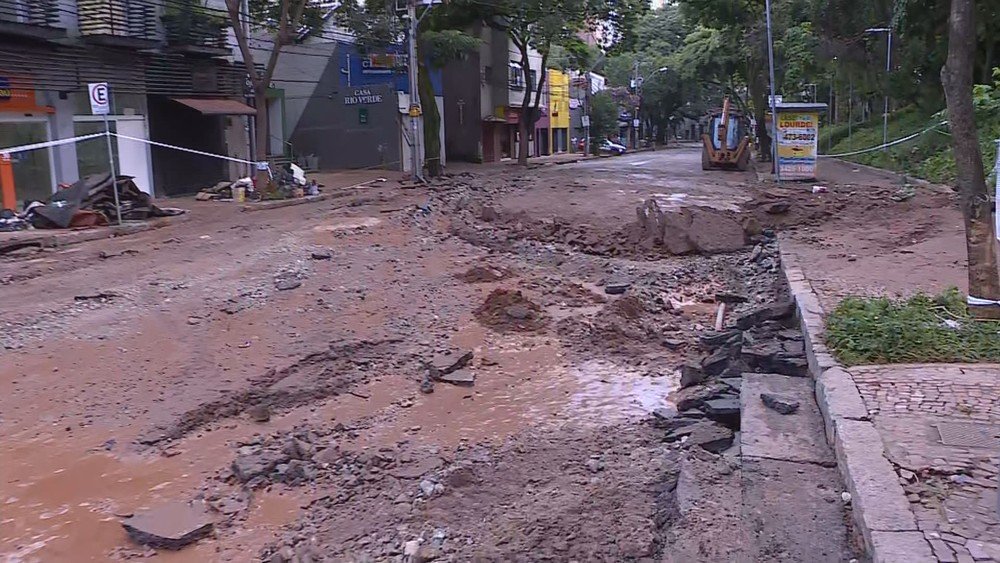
778;236;933;563
0;213;191;253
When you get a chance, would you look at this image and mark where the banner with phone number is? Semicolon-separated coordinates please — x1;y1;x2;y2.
777;112;820;180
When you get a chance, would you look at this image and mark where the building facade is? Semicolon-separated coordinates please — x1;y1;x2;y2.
442;25;549;163
245;26;445;174
0;0;252;205
547;68;569;154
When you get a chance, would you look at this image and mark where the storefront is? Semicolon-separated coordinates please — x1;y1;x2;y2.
0;78;57;206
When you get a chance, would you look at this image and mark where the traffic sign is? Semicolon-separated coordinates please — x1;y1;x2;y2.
88;82;109;115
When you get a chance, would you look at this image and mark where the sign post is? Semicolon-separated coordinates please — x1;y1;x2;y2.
773;102;827;181
89;82;121;225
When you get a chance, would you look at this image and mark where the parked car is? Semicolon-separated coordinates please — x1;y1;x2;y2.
599;139;627;155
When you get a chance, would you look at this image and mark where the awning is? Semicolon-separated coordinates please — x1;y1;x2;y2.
171;98;257;115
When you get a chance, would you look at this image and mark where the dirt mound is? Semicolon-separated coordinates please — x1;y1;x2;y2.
473;289;546;331
608;294;646;320
456;265;511;283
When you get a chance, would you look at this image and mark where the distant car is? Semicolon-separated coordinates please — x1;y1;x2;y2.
599;139;627;155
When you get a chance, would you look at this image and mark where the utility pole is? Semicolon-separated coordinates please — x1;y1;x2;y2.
765;0;781;182
584;72;591;155
632;60;641;150
406;0;423;181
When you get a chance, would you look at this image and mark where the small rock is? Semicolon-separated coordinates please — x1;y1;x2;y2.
248;404;271;423
760;393;799;415
661;338;684;350
275;279;301;291
121;502;214;550
311;251;332;260
419;377;435;394
404;540;421;557
585;458;605;473
186;317;201;326
763;201;791;214
841;492;852;503
679;361;707;388
504;304;532;319
604;281;631;295
419;480;436;497
898;469;916;482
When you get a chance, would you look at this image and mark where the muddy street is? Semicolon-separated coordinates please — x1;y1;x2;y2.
1;147;863;562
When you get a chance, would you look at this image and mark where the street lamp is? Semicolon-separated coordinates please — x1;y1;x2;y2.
866;26;893;151
634;66;670;147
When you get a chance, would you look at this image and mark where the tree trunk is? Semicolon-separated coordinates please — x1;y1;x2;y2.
518;89;532;166
942;0;1000;318
418;62;441;177
253;88;271;191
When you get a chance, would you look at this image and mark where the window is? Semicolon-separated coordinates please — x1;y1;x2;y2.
483;65;492;85
528;70;537;91
508;62;524;90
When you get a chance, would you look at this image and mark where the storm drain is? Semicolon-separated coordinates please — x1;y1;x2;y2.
935;423;1000;449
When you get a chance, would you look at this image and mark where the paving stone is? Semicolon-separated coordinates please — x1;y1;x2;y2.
928;538;959;563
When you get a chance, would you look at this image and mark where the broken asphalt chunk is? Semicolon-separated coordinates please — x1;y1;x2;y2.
760;392;800;415
121;501;214;550
603;281;631;295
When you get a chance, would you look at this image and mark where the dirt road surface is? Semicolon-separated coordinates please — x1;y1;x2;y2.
1;147;875;562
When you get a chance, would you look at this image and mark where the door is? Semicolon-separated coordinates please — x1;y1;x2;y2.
115;119;154;194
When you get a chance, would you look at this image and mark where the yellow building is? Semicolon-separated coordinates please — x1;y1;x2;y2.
548;69;570;153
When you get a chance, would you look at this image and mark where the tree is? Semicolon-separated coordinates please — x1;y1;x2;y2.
941;0;1000;318
225;0;321;185
471;0;593;165
589;90;619;149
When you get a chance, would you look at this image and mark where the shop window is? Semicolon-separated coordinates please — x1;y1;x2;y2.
74;120;119;179
0;120;52;206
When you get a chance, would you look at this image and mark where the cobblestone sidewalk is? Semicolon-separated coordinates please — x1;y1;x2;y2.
851;364;1000;562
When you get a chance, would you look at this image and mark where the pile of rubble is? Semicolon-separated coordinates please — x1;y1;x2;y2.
655;295;808;453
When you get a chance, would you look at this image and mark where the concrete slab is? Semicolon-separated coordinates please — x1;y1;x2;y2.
742;457;860;562
740;373;835;465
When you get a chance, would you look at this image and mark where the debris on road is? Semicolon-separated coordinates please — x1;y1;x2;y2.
603;280;631;295
474;289;546;331
760;393;800;414
121;501;214;550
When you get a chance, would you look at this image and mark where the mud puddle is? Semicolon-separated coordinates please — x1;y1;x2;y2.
353;322;677;450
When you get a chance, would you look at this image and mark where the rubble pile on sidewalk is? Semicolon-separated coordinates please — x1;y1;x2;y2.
8;173;184;231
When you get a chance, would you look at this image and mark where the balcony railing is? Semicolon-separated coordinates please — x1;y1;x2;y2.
0;0;66;39
162;5;228;56
78;0;162;47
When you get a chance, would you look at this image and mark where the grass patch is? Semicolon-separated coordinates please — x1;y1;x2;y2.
826;289;1000;365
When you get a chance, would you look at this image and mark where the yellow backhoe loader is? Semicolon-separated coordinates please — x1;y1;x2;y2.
701;97;751;171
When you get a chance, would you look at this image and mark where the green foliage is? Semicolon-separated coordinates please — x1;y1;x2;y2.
819;67;1000;185
826;289;1000;365
589;91;619;141
247;0;325;39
